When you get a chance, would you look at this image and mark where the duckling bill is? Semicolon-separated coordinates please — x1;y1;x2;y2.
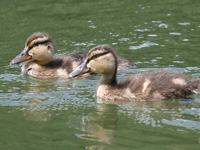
10;32;135;78
69;45;200;101
10;48;31;65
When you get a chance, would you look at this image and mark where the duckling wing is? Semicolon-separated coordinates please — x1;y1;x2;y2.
117;57;136;70
67;51;87;62
127;71;200;100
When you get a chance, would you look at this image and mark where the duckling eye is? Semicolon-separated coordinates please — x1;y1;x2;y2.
34;42;39;46
93;54;98;59
87;51;110;63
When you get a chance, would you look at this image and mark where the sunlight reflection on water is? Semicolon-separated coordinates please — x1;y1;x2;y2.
129;42;159;50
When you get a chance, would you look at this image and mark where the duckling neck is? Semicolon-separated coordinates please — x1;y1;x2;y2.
35;57;53;65
100;60;118;85
100;73;117;86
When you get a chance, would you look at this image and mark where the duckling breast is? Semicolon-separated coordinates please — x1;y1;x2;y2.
96;84;109;98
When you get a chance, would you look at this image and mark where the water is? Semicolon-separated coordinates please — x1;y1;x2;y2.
0;0;200;149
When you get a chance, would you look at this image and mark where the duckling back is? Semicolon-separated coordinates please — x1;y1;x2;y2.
128;71;200;100
97;71;200;101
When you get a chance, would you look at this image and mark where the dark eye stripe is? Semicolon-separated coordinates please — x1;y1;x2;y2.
29;40;49;50
87;51;109;63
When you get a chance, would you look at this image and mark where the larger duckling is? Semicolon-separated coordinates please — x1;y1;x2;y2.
69;45;200;101
10;32;135;78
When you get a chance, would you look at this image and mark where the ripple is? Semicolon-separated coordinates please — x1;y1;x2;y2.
183;39;189;41
152;20;162;23
158;23;168;28
87;20;97;28
178;22;190;26
186;67;200;71
173;61;184;64
112;42;118;45
118;38;130;41
129;42;159;50
74;43;87;46
134;29;150;32
89;25;97;29
0;73;26;82
162;118;200;130
87;43;96;47
148;34;157;37
169;32;181;35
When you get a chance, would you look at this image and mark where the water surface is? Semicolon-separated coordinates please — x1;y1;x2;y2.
0;0;200;149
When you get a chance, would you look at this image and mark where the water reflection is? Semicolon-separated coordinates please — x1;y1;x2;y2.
0;74;90;122
75;104;117;149
73;98;200;149
21;79;85;122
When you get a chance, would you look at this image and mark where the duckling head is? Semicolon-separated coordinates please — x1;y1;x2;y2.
10;32;55;65
69;45;118;83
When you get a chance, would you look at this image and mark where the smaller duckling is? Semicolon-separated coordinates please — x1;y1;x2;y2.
10;32;135;78
69;45;200;101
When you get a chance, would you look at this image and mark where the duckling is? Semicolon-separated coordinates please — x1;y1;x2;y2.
69;45;200;101
10;32;135;78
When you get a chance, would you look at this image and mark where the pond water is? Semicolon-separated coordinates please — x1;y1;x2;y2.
0;0;200;149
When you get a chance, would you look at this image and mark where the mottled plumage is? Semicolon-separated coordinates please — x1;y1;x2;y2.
69;45;200;101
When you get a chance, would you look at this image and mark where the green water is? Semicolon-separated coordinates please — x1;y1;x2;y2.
0;0;200;149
